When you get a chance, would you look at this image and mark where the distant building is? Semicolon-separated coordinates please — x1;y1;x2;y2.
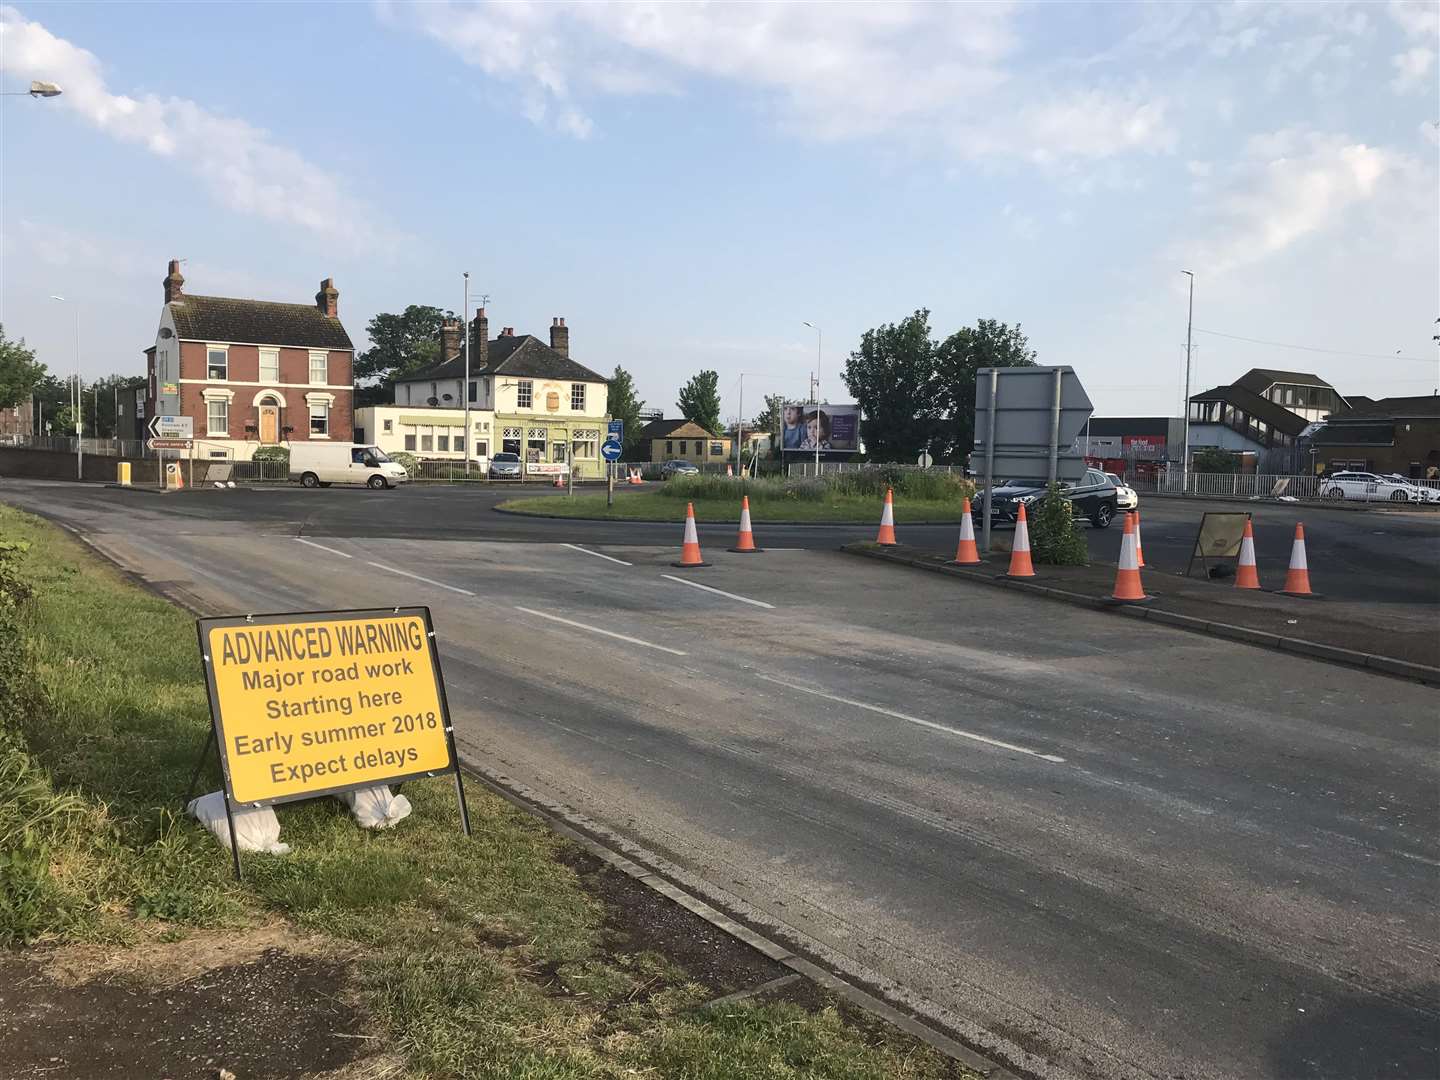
636;418;731;465
383;310;610;478
145;260;354;461
0;400;33;439
1078;417;1184;467
1187;368;1347;471
1307;395;1440;478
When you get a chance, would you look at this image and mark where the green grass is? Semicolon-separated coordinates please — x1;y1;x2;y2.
0;504;972;1079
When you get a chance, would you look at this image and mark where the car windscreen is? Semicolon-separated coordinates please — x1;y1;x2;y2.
367;447;392;463
493;453;520;462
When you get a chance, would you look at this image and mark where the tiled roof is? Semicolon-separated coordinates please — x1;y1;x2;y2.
1232;368;1335;395
169;295;352;349
399;335;606;385
638;418;720;441
1332;395;1440;418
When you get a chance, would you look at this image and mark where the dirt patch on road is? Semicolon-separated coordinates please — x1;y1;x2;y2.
0;926;385;1080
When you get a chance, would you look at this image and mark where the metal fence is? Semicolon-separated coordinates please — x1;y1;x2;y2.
1132;471;1440;500
2;434;152;458
786;461;968;479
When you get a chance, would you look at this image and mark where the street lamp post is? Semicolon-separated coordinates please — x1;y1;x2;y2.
1181;270;1194;493
1;81;63;97
462;272;470;477
803;322;821;478
50;295;82;480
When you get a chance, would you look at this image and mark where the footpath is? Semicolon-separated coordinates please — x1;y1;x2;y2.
845;542;1440;683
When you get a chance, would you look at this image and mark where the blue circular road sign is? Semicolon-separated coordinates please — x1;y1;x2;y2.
601;439;623;462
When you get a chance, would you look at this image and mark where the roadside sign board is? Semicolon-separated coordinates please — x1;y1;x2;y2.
973;366;1093;483
196;607;456;806
147;437;193;451
149;414;194;440
1185;512;1251;578
608;419;624;441
601;441;622;462
526;462;569;476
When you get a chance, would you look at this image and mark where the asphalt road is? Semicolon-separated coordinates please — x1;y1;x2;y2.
4;479;1438;1080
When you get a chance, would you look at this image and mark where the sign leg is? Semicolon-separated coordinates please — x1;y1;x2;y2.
452;760;472;838
221;793;243;881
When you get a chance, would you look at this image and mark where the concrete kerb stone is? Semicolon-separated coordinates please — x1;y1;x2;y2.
844;544;1440;688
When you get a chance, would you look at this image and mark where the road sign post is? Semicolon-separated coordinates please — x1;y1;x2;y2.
603;421;623;508
973;365;1095;554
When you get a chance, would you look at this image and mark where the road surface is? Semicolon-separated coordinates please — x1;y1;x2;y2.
3;480;1437;1080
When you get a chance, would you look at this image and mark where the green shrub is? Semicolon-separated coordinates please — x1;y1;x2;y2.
390;451;419;475
656;469;975;504
251;445;289;466
1028;483;1088;565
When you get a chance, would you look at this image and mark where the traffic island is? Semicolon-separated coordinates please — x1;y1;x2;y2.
843;541;1440;684
0;504;986;1080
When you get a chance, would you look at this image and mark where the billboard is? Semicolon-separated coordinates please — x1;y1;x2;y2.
781;403;860;453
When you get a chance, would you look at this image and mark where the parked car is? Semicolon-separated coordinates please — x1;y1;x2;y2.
290;442;408;489
661;459;700;478
986;468;1119;528
1380;474;1440;503
1105;472;1139;511
1323;471;1429;503
488;451;523;480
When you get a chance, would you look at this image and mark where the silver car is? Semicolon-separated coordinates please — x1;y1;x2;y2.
488;451;523;480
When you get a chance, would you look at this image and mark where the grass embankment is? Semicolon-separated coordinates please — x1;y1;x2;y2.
502;470;978;524
0;504;968;1079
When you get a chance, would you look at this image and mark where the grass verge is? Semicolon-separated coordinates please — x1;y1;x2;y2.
499;490;975;523
0;503;973;1079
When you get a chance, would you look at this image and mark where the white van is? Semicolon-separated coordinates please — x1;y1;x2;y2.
289;443;409;489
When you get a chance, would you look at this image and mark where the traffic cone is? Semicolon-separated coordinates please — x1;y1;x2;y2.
1234;519;1261;589
726;463;734;477
728;495;761;553
553;474;564;488
1279;523;1317;597
951;498;980;564
671;502;710;568
1108;512;1148;602
1007;504;1035;577
1133;510;1145;568
875;488;898;545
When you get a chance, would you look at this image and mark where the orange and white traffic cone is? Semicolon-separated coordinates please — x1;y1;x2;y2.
553;474;564;488
728;495;761;553
672;502;710;568
726;463;734;477
876;488;898;545
951;498;981;564
1234;519;1261;590
1133;510;1145;568
1007;504;1035;577
1279;523;1317;597
1108;512;1148;602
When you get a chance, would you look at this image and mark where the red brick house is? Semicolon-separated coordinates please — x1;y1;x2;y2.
145;260;354;461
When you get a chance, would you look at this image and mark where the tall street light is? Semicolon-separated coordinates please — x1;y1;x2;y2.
1181;271;1194;493
462;272;470;477
803;321;821;477
50;295;82;479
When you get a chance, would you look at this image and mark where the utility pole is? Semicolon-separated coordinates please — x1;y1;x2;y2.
803;322;821;478
1181;270;1194;493
462;272;470;477
735;374;744;476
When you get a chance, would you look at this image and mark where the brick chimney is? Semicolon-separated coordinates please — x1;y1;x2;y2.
315;277;339;318
440;317;461;362
500;327;515;337
469;307;489;370
550;316;569;358
163;259;185;303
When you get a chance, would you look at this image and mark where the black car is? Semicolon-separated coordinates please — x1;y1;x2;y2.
984;468;1118;528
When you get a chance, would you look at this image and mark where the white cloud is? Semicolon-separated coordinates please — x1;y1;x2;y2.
387;1;1174;164
1390;46;1436;92
0;6;399;252
1387;0;1440;40
1180;130;1402;275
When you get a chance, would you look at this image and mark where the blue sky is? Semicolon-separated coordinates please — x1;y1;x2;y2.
2;1;1436;422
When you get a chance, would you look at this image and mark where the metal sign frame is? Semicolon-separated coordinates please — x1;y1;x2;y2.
1184;511;1252;579
188;605;470;879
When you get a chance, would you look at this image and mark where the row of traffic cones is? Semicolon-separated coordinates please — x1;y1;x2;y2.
1235;519;1315;596
671;497;763;567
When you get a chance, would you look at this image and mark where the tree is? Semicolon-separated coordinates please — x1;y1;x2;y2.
677;369;722;435
934;319;1037;461
842;310;941;462
752;393;786;443
1193;447;1240;473
84;374;146;438
30;374;71;435
354;305;450;403
607;365;646;457
0;324;45;411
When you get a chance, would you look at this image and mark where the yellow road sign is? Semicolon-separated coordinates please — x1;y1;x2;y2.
198;608;455;806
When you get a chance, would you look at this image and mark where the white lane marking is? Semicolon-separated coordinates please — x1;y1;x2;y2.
514;606;687;656
755;674;1066;764
561;543;632;566
364;561;475;596
660;574;775;609
295;537;353;559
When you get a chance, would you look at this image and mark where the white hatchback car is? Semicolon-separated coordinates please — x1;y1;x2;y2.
1323;471;1434;503
1105;472;1139;511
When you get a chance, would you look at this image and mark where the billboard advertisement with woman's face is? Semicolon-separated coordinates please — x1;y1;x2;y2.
782;403;860;453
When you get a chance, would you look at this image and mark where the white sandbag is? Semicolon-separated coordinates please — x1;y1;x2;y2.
186;791;291;854
335;785;413;830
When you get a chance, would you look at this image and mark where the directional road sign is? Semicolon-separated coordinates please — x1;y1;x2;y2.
973;365;1093;483
148;438;193;451
601;439;622;462
148;414;194;440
